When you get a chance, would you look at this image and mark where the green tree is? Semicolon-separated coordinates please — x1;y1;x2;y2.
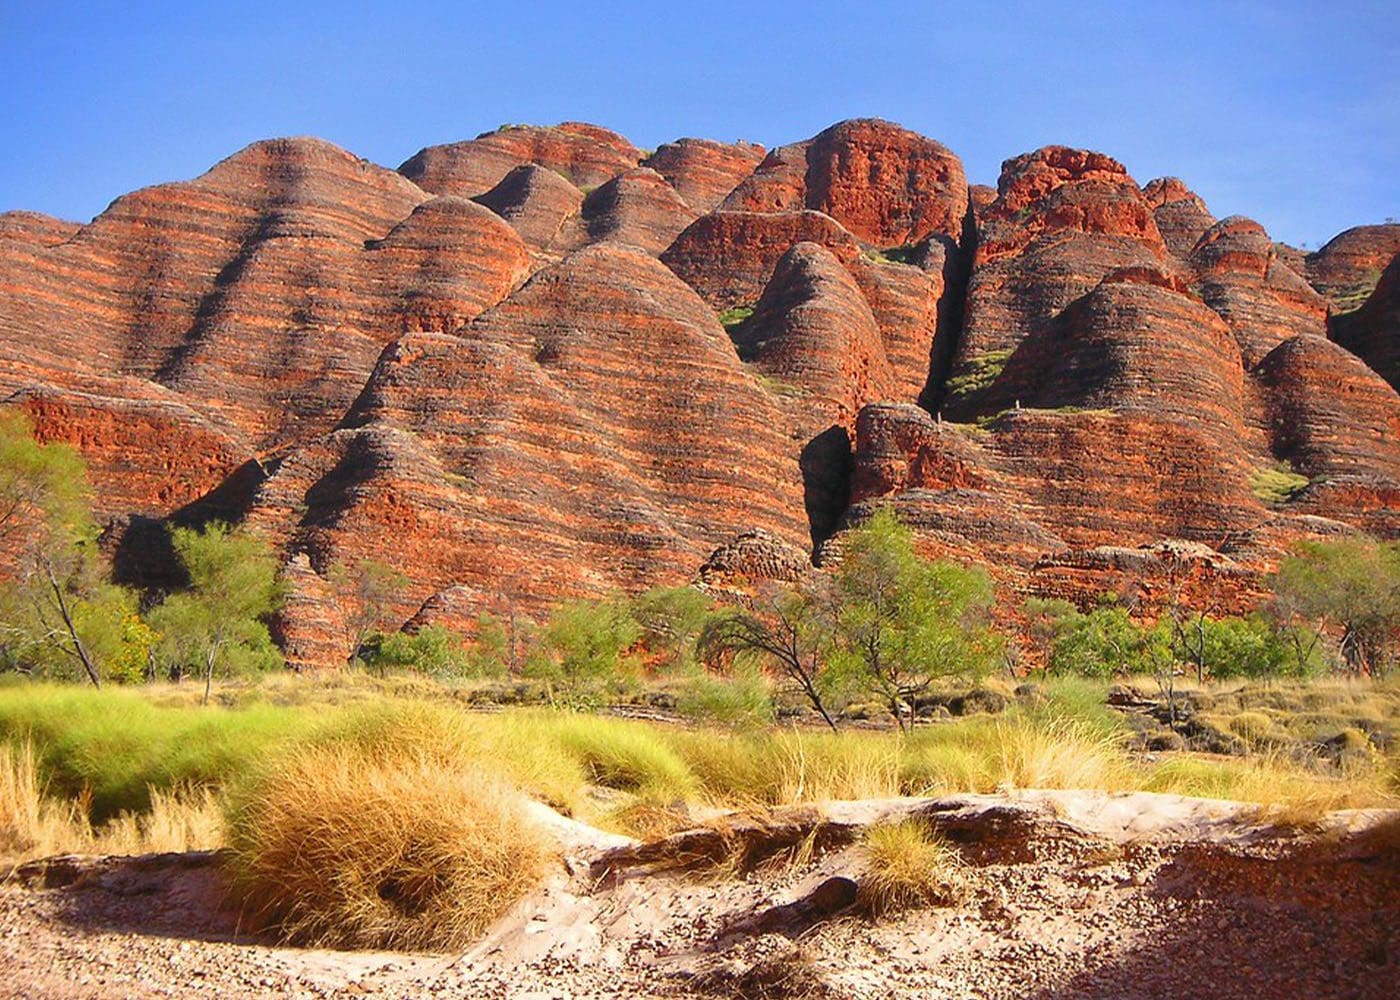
327;557;408;667
1041;598;1169;678
698;580;840;730
366;624;472;677
0;411;107;686
631;585;714;671
524;598;642;707
1272;537;1400;675
827;509;998;730
148;522;284;703
1201;615;1316;679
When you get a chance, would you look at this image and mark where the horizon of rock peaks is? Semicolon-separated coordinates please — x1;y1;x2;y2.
1;118;1396;668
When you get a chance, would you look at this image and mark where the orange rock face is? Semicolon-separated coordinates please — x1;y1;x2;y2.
660;210;863;310
722;119;968;247
398;122;642;198
0;119;1396;665
1304;225;1400;311
1333;255;1400;389
644;138;766;213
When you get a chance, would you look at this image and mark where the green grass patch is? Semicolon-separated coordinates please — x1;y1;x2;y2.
718;304;755;330
944;349;1014;406
0;685;308;822
1251;463;1310;504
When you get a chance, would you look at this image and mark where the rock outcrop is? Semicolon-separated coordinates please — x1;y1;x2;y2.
1333;255;1400;389
398;122;642;198
644;138;766;213
0;119;1396;665
1304;224;1400;312
722;119;968;247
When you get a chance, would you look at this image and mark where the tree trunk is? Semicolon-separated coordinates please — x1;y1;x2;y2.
40;556;100;688
202;647;217;706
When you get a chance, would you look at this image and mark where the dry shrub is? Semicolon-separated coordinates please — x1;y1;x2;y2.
225;747;552;950
989;719;1130;792
93;785;223;856
0;741;85;860
858;818;965;915
2;742;221;864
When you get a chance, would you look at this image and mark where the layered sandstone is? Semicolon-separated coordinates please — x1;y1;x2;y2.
0;119;1396;665
660;210;862;310
1333;255;1400;389
246;245;812;650
948;146;1168;417
398;122;642;198
473;164;585;250
722;119;968;247
644;138;766;213
1142;177;1215;259
1190;217;1328;367
1304;224;1400;312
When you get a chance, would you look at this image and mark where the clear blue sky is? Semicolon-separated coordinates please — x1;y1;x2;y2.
1;1;1395;248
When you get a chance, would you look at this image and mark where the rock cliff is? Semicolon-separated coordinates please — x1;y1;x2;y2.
1;119;1395;666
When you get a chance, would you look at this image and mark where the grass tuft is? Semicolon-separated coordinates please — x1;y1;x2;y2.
858;818;964;915
1250;463;1310;504
224;747;552;950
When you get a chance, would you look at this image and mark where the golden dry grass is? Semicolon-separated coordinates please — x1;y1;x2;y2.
223;746;553;951
1;741;222;864
857;818;965;915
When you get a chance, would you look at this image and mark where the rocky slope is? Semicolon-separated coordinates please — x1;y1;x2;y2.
1;119;1396;666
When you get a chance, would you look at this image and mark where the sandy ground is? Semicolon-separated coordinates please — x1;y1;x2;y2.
1;791;1396;999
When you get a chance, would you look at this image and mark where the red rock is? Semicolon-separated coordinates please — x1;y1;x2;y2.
1304;224;1400;312
1190;216;1328;367
473;164;584;250
4;376;255;519
578;167;697;255
722;119;968;247
1254;333;1400;536
1142;177;1215;258
660;210;862;311
1;123;1397;658
847;251;945;403
733;242;895;421
980;267;1248;433
247;245;812;645
644;138;766;213
949;146;1168;416
1333;254;1400;388
398;122;642;198
1254;334;1400;480
0;211;81;248
0;140;534;458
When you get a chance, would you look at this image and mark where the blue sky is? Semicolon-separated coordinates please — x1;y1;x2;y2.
1;1;1395;248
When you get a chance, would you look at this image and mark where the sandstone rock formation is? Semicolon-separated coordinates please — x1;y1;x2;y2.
0;119;1396;665
1333;255;1400;389
643;138;766;213
721;119;968;247
399;122;642;198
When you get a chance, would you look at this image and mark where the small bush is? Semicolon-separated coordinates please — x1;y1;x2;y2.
524;599;643;708
675;665;774;727
858;819;964;915
718;305;755;330
365;625;475;678
225;748;552;950
1250;464;1310;504
551;715;695;802
1226;710;1277;743
1;740;222;862
943;349;1013;405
